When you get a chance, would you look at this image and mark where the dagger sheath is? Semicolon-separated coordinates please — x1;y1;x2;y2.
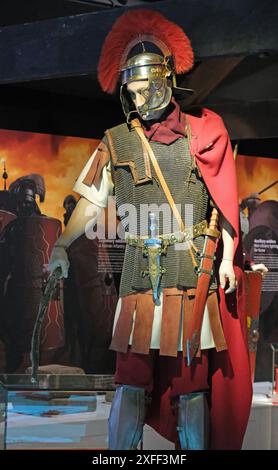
141;213;165;304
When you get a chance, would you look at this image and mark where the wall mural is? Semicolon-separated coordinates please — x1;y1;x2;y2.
0;130;277;381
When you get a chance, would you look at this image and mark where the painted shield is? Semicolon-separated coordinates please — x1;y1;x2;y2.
1;216;64;372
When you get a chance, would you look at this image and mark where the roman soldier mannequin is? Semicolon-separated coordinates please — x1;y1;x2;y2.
49;10;252;450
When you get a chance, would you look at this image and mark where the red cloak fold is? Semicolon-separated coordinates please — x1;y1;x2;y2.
146;108;252;449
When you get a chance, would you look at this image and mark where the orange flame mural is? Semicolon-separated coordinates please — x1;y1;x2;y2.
0;129;98;222
0;129;277;223
237;154;278;202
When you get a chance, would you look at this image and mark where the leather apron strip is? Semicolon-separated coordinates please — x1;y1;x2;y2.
82;142;110;187
131;291;155;354
109;294;137;353
207;291;227;352
159;288;183;357
182;289;196;358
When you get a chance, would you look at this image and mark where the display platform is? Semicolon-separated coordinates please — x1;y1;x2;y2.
0;377;277;450
0;374;115;450
242;382;278;450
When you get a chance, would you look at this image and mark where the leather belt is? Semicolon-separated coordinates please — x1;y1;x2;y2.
125;219;208;249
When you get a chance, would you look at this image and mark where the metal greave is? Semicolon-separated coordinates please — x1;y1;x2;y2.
177;392;209;450
108;385;146;450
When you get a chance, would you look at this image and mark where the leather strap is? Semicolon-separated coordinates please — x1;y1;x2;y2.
132;119;186;232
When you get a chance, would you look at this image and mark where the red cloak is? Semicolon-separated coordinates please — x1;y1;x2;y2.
145;107;252;450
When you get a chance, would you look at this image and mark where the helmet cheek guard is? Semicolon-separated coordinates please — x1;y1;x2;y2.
120;53;174;121
136;77;172;121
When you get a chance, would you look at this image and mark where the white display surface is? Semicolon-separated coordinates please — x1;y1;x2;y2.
4;382;278;449
242;382;278;450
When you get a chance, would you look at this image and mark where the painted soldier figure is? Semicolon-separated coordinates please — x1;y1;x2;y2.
49;10;252;450
1;174;64;372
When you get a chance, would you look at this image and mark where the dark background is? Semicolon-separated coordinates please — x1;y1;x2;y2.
0;0;277;380
0;0;277;157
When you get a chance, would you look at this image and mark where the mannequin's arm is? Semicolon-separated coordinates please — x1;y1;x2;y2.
218;214;236;294
49;197;101;277
56;197;100;248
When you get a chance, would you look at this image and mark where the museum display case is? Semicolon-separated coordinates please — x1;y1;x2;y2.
0;374;115;449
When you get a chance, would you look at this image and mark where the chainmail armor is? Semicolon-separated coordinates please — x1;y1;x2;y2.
105;123;217;297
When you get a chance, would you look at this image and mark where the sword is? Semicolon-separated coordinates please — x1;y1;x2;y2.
30;266;62;383
185;209;221;365
141;212;166;304
185;144;238;365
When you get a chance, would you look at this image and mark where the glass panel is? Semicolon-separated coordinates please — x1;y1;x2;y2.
0;374;115;391
0;381;7;450
0;374;115;449
270;343;278;399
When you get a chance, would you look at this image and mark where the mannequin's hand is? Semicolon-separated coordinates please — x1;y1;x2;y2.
251;263;268;278
48;246;70;279
219;260;237;294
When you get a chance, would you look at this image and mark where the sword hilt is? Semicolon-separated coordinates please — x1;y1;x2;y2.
208;207;220;235
149;212;158;239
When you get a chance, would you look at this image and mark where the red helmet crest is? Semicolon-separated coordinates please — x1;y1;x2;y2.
97;9;194;94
